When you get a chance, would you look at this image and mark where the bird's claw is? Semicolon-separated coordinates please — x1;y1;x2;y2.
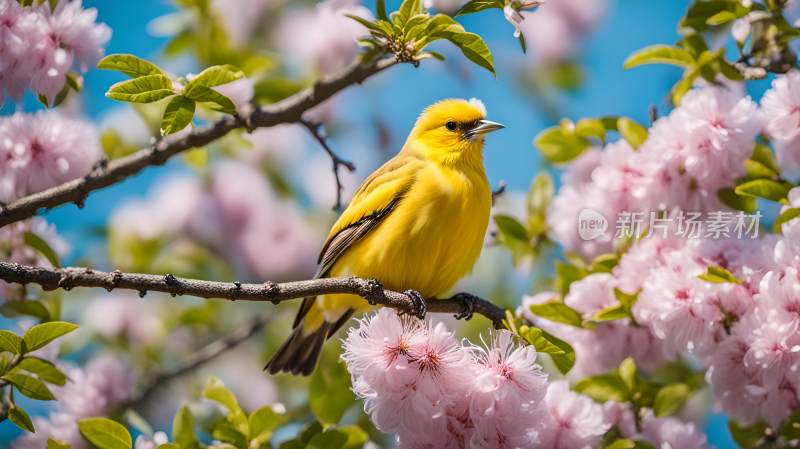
453;293;476;321
403;289;427;320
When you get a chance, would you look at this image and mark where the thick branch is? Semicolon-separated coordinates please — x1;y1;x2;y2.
120;314;270;410
0;58;399;228
0;262;507;326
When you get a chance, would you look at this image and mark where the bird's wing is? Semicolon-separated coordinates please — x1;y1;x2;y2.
317;154;423;276
292;154;424;328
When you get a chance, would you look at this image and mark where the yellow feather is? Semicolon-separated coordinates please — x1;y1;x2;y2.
267;98;500;375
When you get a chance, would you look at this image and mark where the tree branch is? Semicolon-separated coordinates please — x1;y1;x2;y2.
0;58;400;228
0;261;507;326
119;314;270;410
301;120;356;211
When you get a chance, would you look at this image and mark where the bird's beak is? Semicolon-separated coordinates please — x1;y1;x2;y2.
467;120;505;138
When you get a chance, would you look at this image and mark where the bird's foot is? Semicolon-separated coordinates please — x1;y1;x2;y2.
453;293;476;321
403;289;427;320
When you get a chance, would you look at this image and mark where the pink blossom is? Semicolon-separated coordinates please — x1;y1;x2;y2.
672;87;760;190
0;0;109;104
761;70;800;172
343;309;475;447
0;110;102;203
211;0;271;47
535;380;611;449
82;294;165;346
275;0;372;76
344;310;551;448
518;0;606;64
619;408;709;449
468;331;548;449
13;355;134;449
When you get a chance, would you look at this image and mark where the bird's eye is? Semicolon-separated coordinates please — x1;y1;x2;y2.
445;121;457;131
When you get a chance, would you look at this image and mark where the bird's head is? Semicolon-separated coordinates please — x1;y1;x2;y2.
406;98;504;165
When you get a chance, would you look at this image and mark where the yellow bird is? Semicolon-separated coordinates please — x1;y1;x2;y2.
266;98;504;375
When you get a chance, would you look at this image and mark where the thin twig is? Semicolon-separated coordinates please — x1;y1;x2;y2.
491;180;507;205
0;262;507;326
119;314;270;410
301;120;356;211
0;58;401;228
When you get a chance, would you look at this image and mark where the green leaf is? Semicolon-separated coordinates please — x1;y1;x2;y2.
728;420;767;449
184;84;236;114
211;419;248;448
520;326;575;374
186;65;244;89
46;439;71;449
0;330;24;354
573;373;629;402
618;358;637;392
574;118;606;142
1;300;52;322
97;54;165;78
23;231;61;268
606;440;657;449
735;179;793;202
23;321;78;353
594;304;629;322
717;188;756;213
376;0;389;21
106;75;175;103
623;45;694;69
527;172;554;219
14;357;67;385
779;410;800;440
774;207;800;233
310;356;356;425
78;418;133;449
9;406;35;433
160;96;196;136
346;14;387;34
528;303;583;327
617;117;648;149
456;0;502;16
554;261;586;297
653;383;690;417
203;377;244;416
249;406;286;446
752;143;780;174
494;215;529;243
613;288;638;309
438;30;495;75
534;125;590;164
706;10;738;25
396;0;423;27
698;265;742;284
172;405;199;448
2;372;55;400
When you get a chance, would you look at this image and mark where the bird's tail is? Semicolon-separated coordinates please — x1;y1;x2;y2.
264;296;353;376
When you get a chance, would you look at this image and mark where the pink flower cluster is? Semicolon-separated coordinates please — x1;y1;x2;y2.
0;0;110;104
110;161;318;280
520;274;672;379
343;309;707;449
548;86;762;258
0;110;103;204
761;70;800;173
14;355;134;449
535;195;800;428
518;0;607;64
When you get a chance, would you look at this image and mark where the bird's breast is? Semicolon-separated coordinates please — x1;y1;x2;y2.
335;164;492;298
